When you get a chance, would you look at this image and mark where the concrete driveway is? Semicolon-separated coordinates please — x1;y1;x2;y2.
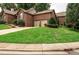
0;27;35;35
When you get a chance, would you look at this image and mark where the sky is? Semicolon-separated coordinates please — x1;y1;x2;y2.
0;3;68;13
50;3;68;13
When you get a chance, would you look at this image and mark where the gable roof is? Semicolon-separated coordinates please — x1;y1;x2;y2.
3;9;18;15
3;8;36;16
35;9;54;15
56;12;66;17
22;8;36;15
3;8;55;16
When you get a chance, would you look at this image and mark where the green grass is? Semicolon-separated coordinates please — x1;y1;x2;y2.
0;24;11;30
0;27;79;44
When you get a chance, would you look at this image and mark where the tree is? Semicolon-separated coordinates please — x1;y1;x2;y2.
16;3;50;12
0;3;16;10
34;3;50;12
66;3;79;24
16;3;35;10
0;3;50;12
0;3;17;17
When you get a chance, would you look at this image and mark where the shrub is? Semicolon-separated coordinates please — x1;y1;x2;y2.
46;24;58;28
12;19;17;25
12;19;25;27
74;21;79;30
17;19;25;27
66;23;73;28
47;18;58;28
0;20;6;24
48;18;57;24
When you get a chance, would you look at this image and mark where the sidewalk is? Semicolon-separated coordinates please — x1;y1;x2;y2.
0;42;79;51
0;42;79;54
0;27;34;35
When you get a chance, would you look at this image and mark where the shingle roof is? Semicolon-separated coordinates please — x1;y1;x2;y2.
3;8;36;15
3;8;55;16
4;9;18;15
22;8;54;15
56;12;66;17
35;9;54;15
22;8;36;15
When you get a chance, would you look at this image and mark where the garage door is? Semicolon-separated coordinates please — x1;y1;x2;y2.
34;21;40;27
41;20;47;27
34;20;47;27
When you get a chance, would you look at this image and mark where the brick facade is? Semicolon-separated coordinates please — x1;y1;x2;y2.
3;13;17;23
3;9;66;27
23;13;34;27
56;12;66;25
57;16;65;25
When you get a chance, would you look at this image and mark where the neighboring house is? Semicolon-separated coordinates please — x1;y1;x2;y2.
2;8;57;27
56;12;66;25
3;9;17;23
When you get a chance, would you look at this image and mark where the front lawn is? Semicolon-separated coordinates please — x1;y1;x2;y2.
0;24;11;30
0;27;79;44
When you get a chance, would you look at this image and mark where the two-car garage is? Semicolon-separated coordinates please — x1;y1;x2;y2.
34;10;56;27
34;20;47;27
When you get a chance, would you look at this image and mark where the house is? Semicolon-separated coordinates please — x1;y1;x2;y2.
2;8;57;27
56;12;66;25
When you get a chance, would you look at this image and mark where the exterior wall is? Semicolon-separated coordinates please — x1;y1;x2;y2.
34;13;52;21
17;11;24;20
57;16;65;25
17;11;34;27
3;13;17;23
23;13;34;27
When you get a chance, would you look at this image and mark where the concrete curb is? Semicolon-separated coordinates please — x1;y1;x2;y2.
0;42;79;51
